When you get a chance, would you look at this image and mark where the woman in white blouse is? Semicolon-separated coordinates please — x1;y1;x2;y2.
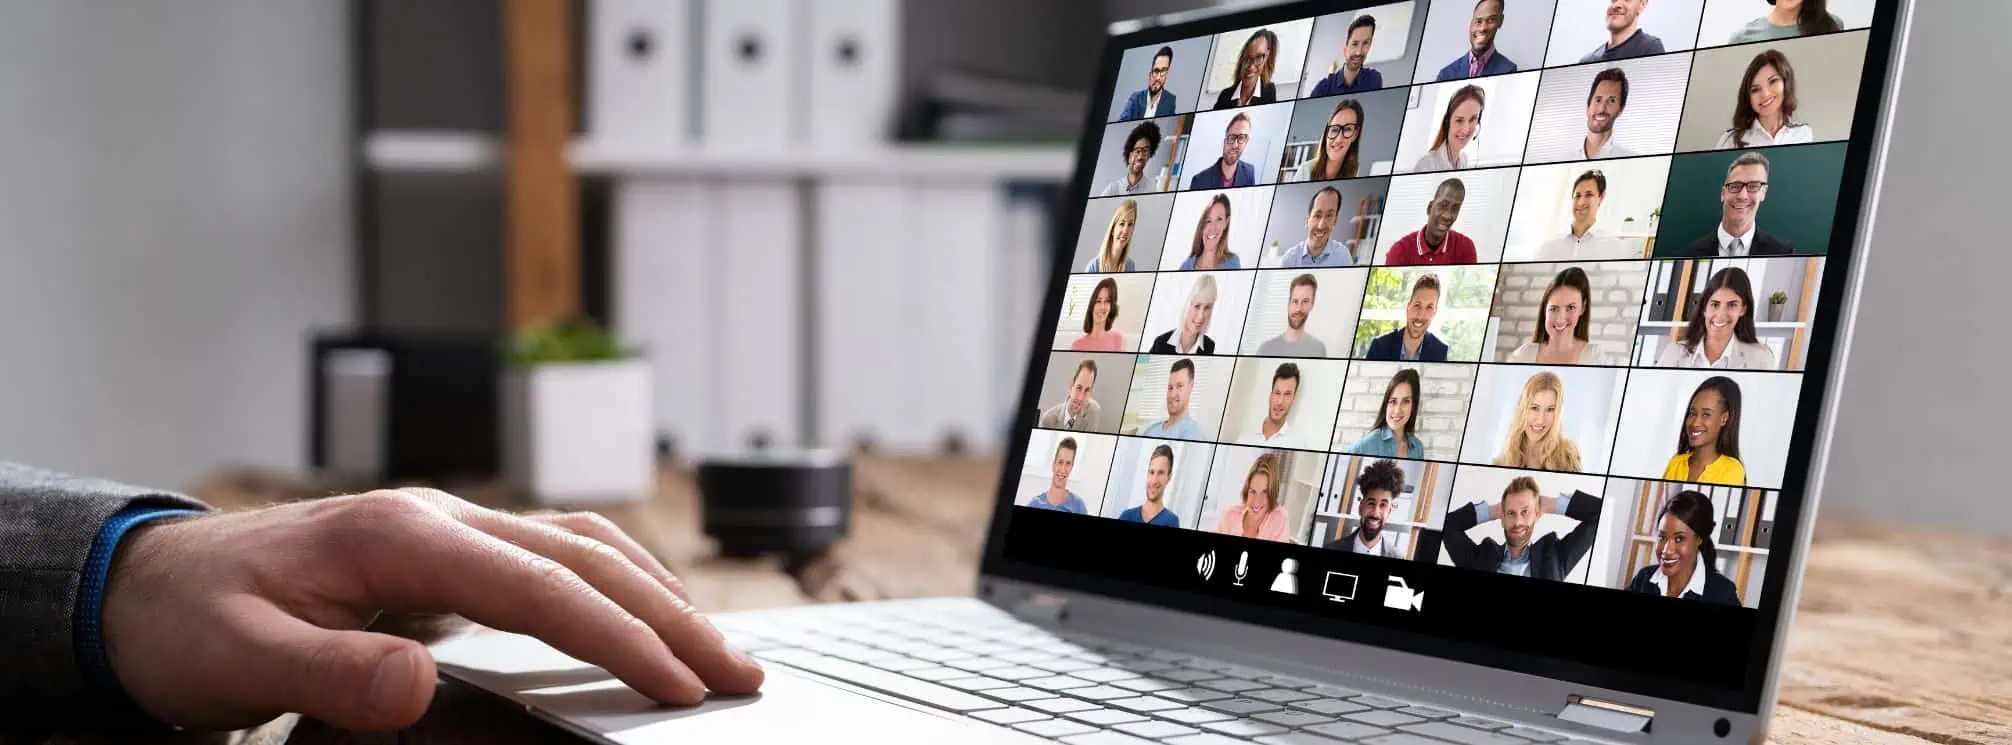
1655;267;1778;370
1716;49;1814;149
1414;84;1484;172
1507;267;1626;365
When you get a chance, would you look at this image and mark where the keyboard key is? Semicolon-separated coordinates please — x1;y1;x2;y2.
1307;684;1364;698
1158;669;1221;683
1113;677;1181;693
1124;660;1180;673
1027;675;1097;690
989;666;1054;682
1001;650;1057;664
1115;720;1199;739
1247;688;1319;704
1254;709;1337;728
1501;726;1568;742
906;648;973;663
1255;673;1322;688
939;676;1013;692
1060;733;1153;745
1449;716;1514;731
760;650;1001;713
985;686;1050;703
1401;722;1537;745
972;708;1049;725
1157;706;1235;725
1347;710;1426;728
1307;721;1394;741
1068;709;1149;726
1168;735;1265;745
1034;659;1100;674
1352;694;1411;709
1016;719;1099;738
1398;705;1457;719
1197;678;1267;694
1202;697;1282;715
946;657;1014;673
1257;734;1353;745
905;666;965;682
1074;667;1144;683
1158;687;1233;704
1363;734;1457;745
1201;719;1289;737
1067;686;1136;702
1291;697;1370;716
866;657;937;673
1108;696;1184;713
1026;698;1100;715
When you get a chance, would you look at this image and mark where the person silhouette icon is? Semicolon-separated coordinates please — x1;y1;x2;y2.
1270;557;1299;595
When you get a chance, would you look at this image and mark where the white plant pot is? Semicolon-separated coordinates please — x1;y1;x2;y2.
503;358;655;505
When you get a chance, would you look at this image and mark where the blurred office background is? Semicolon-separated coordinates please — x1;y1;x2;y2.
0;0;2004;535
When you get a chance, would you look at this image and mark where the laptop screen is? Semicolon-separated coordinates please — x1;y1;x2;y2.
989;0;1901;713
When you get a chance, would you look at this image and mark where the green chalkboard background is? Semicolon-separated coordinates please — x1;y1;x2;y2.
1654;143;1849;257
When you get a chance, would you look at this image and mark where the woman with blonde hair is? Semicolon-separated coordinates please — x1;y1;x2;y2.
1215;453;1288;541
1493;371;1583;472
1084;199;1140;272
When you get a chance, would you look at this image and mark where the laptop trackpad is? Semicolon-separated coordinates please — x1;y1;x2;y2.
433;631;1033;744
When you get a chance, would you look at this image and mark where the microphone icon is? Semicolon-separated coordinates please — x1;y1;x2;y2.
1233;551;1250;587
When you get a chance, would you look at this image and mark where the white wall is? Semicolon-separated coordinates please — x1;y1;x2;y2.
0;2;351;488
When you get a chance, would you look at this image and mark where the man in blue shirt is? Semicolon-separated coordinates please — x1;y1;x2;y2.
1140;359;1205;440
1308;15;1385;97
1580;0;1664;63
1435;0;1518;81
1118;445;1183;527
1189;113;1258;189
1023;437;1089;514
1118;46;1179;120
1279;186;1353;267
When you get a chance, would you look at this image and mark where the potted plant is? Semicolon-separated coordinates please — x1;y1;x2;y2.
1768;291;1788;322
502;318;655;505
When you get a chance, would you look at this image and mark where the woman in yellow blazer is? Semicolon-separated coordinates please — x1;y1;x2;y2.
1663;376;1746;485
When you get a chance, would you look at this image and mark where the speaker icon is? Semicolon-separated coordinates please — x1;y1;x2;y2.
1196;550;1217;582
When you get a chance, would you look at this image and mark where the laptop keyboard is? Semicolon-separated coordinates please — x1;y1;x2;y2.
716;599;1600;745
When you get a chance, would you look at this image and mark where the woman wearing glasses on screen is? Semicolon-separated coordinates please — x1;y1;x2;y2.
1728;0;1843;44
1664;376;1747;486
1655;267;1777;370
1215;453;1288;541
1625;490;1741;605
1292;99;1365;182
1344;368;1424;459
1413;85;1484;172
1507;268;1627;366
1070;278;1126;353
1179;194;1243;270
1493;371;1582;472
1084;199;1139;273
1215;29;1280;109
1717;50;1813;149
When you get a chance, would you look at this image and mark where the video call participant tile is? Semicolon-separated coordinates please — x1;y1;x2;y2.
1393;72;1540;174
1139;270;1257;356
1279;88;1410;183
1653;143;1848;258
1459;364;1628;475
1488;260;1653;366
1674;30;1871;152
1503;157;1670;262
1351;265;1500;363
1238;268;1366;359
1522;52;1692;164
1220;357;1349;452
1120;354;1237;443
1608;368;1804;489
1261;179;1391;269
1372;166;1520;266
1297;2;1427;98
1052;273;1156;354
1437;464;1610;584
1312;454;1454;561
1107;36;1213;122
1016;429;1120;517
1633;256;1827;372
1201;19;1317;108
1090;115;1192;198
1332;361;1479;463
1099;436;1217;529
1695;0;1875;50
1410;0;1560;84
1196;444;1325;545
1181;104;1296;191
1590;478;1777;608
1543;0;1704;67
1072;192;1175;273
1160;186;1277;271
1031;351;1134;435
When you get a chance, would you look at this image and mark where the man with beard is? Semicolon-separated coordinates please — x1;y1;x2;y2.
1561;67;1634;161
1435;0;1518;81
1384;178;1476;266
1258;274;1328;357
1280;187;1353;268
1365;274;1450;362
1675;152;1792;257
1440;476;1604;580
1098;121;1164;197
1326;459;1406;558
1119;46;1178;120
1580;0;1664;63
1310;14;1385;96
1118;445;1183;527
1240;363;1305;448
1189;113;1258;189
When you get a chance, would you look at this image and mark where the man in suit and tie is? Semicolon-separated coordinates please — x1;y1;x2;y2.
1325;459;1405;558
1119;46;1178;120
1038;359;1104;431
1440;477;1604;581
1364;274;1450;362
1676;152;1793;258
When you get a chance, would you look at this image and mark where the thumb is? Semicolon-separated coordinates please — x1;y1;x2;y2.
229;603;437;731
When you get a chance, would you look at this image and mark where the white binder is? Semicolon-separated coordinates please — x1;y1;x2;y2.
812;180;914;451
804;0;902;150
612;179;720;457
715;180;806;450
699;0;800;150
912;182;1004;452
587;0;694;142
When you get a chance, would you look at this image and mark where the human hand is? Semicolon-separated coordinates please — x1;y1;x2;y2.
1541;494;1559;514
102;488;763;731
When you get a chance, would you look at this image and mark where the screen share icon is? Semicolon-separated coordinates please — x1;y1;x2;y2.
1321;571;1359;603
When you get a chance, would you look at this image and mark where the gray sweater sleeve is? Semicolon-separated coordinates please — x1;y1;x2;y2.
0;462;209;725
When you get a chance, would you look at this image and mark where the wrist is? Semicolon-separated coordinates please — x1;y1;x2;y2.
89;510;198;713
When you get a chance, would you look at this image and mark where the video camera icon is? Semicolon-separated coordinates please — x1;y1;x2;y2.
1383;576;1424;612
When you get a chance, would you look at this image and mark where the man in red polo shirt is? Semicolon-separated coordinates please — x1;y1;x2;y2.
1385;178;1476;266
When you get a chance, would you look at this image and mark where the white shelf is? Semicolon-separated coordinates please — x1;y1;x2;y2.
362;131;1076;182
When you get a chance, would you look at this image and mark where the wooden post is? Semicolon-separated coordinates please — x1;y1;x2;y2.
502;0;579;328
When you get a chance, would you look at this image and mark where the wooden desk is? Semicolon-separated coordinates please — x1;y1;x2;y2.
15;458;2009;745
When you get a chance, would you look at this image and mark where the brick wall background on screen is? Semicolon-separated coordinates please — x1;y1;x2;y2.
1491;262;1651;360
1332;361;1475;462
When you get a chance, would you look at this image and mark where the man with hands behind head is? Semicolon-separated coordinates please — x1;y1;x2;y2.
0;462;763;732
1440;476;1604;581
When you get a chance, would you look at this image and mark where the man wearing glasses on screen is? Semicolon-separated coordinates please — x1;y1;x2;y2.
1190;113;1258;189
1434;0;1518;81
1310;14;1385;96
1676;152;1793;257
1280;187;1353;268
1119;46;1178;120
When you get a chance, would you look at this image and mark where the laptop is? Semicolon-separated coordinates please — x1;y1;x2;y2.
433;1;1914;742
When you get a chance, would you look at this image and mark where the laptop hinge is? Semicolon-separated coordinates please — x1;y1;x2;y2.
1558;696;1654;734
1010;593;1069;624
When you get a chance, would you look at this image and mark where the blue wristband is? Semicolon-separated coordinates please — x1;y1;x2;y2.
75;507;202;704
